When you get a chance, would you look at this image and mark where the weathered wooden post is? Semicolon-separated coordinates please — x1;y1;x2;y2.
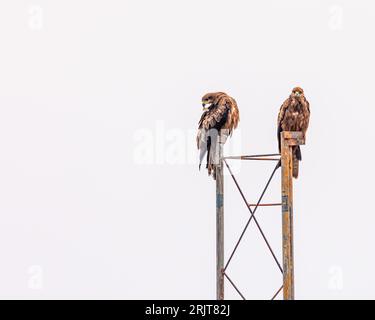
281;131;304;300
216;135;224;300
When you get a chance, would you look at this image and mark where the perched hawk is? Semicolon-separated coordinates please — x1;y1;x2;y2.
197;92;240;179
277;87;310;178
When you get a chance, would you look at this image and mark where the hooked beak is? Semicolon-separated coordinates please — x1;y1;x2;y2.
202;101;209;111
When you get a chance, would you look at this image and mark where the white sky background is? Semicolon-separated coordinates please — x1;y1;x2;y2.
0;0;374;299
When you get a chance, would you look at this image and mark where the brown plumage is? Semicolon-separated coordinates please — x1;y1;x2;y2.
197;92;240;179
277;87;310;178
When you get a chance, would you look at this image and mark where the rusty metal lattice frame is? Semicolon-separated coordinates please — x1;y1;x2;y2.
215;131;305;300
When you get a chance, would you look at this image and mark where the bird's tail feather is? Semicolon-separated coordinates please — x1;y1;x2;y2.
292;146;301;179
198;130;208;171
207;132;219;180
205;136;211;170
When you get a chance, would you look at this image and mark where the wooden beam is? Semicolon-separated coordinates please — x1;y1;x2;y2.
282;131;305;146
216;138;224;300
281;131;304;300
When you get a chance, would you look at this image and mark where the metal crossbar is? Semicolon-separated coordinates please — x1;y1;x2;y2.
216;132;304;300
220;154;283;300
271;285;284;300
223;272;246;300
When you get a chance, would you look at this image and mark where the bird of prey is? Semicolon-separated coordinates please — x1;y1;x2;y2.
196;92;239;179
277;87;310;178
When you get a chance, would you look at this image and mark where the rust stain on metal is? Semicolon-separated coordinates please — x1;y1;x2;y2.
212;132;304;300
223;153;280;160
248;203;282;207
281;131;304;300
242;157;280;161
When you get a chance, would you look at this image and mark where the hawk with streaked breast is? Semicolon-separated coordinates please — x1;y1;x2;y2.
197;92;240;179
277;87;310;178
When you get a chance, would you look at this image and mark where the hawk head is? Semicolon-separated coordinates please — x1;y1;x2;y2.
201;92;226;111
291;87;304;98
